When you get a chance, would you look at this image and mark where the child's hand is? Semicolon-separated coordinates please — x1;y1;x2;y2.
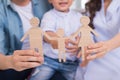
44;31;59;49
50;40;58;49
65;36;80;54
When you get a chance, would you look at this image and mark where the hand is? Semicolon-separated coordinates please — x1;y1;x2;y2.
86;41;110;60
65;36;80;54
50;40;58;49
9;50;43;71
80;41;110;67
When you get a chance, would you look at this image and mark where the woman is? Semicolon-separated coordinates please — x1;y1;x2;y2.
81;0;120;80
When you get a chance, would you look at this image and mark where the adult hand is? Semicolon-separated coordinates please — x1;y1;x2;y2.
80;41;110;67
86;41;110;60
65;36;80;54
9;50;43;71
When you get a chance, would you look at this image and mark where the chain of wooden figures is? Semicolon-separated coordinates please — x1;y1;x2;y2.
21;16;98;62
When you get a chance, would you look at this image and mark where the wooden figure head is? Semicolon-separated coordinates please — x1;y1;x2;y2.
80;16;90;26
30;17;40;27
56;28;64;37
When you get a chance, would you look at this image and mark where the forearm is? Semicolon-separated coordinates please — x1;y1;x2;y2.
0;54;12;70
85;33;120;61
107;33;120;51
44;31;59;49
44;31;58;43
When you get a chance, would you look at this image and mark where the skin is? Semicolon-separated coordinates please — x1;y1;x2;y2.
0;0;43;71
48;0;73;12
0;50;43;71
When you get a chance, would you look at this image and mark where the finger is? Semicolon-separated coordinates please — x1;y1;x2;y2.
23;62;42;68
14;50;35;56
18;62;42;71
68;39;79;45
88;42;103;49
87;51;106;60
86;45;106;55
66;45;78;50
66;49;78;53
15;55;43;63
68;50;78;56
25;56;44;63
34;52;43;57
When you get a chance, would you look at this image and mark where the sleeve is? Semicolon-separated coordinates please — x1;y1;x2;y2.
0;14;8;54
40;11;56;32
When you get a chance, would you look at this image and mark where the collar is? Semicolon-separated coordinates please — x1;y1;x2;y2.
53;8;71;17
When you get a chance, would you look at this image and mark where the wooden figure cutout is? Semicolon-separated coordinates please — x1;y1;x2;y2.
44;28;68;62
21;17;44;56
71;16;99;61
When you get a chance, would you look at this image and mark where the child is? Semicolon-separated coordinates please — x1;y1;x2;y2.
30;0;83;80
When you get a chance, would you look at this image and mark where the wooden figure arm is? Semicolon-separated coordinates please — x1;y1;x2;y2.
20;32;29;42
90;27;99;36
70;28;81;39
43;32;52;40
43;31;59;49
43;31;58;42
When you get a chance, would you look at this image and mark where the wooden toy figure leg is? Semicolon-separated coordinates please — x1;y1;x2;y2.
81;46;85;61
63;52;66;62
59;51;62;62
34;48;44;64
38;48;44;56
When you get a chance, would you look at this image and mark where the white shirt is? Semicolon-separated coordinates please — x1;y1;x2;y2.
12;2;34;50
41;9;82;61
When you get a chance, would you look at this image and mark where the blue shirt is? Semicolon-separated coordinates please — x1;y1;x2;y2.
41;9;82;61
84;0;120;79
0;0;51;80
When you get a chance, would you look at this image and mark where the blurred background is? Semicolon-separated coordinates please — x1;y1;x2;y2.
70;0;89;10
